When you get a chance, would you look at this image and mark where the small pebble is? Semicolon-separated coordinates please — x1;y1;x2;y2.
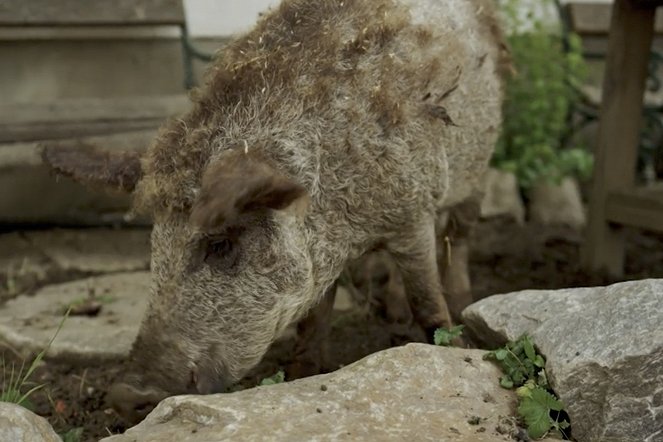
320;384;327;391
316;408;322;413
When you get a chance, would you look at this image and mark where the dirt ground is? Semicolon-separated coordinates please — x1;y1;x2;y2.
2;217;662;441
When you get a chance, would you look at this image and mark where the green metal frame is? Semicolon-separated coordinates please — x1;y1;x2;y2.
178;23;215;90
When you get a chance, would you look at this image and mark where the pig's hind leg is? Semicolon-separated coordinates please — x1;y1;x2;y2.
386;216;455;342
436;197;481;323
285;282;336;380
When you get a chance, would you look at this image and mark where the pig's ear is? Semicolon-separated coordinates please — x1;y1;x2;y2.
190;152;308;231
40;143;143;193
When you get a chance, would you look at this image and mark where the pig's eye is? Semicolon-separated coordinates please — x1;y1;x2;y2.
208;238;232;256
204;238;238;269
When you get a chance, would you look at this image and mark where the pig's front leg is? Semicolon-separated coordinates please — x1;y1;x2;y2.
387;216;455;342
285;282;336;380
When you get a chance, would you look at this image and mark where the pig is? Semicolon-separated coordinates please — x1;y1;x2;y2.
41;0;509;424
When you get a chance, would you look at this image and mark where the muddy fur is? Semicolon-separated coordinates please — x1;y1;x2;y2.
44;0;508;419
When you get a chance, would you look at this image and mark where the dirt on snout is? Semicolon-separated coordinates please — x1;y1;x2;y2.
2;218;662;442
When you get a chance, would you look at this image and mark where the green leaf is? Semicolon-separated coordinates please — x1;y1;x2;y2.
518;387;564;438
260;370;285;386
558;420;571;430
516;385;533;398
494;349;508;361
534;355;545;368
499;376;514;389
523;337;536;361
433;325;464;346
60;427;84;442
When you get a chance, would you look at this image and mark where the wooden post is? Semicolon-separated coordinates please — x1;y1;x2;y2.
583;0;657;276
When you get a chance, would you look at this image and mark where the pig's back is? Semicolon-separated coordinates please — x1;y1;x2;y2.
281;0;506;234
136;0;507;246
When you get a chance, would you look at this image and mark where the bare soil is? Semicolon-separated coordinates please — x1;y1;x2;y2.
2;218;662;441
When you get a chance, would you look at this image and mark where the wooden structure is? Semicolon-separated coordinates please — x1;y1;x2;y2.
0;0;212;89
584;0;663;276
0;0;209;142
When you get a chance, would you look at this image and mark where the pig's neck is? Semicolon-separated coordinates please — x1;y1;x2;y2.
303;211;370;302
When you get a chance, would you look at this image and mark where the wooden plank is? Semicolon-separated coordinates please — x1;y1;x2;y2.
605;188;663;232
567;2;663;35
582;0;657;277
0;95;190;143
0;0;185;26
634;0;663;8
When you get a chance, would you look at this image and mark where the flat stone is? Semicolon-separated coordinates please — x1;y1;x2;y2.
101;344;550;442
0;272;150;362
480;168;525;224
0;232;53;300
25;228;150;273
0;402;61;442
462;279;663;442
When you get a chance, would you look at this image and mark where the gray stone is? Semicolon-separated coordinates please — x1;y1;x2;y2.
0;402;61;442
528;177;586;229
480;168;525;224
101;344;541;442
462;279;663;442
25;228;151;273
0;272;150;362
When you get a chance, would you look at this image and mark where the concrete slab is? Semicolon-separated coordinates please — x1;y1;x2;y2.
0;232;53;301
25;228;151;273
0;272;150;362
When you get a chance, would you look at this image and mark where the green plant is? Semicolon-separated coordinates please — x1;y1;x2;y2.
259;369;285;386
1;308;70;409
60;427;83;442
484;334;570;439
433;325;465;346
493;0;593;189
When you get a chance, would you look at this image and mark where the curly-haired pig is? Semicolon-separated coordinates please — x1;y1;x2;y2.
41;0;509;424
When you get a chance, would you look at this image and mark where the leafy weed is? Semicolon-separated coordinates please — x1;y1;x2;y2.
433;325;465;346
484;334;570;439
260;369;285;386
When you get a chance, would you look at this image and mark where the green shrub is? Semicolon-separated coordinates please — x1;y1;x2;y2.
493;0;593;189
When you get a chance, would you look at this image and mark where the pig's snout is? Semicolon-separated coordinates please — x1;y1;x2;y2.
108;361;230;424
108;382;169;425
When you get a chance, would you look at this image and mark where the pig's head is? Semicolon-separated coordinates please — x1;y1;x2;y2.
41;144;315;423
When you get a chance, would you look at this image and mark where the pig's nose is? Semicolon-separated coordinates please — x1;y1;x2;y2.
107;382;169;425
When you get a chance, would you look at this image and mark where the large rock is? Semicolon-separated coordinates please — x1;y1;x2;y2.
528;177;586;229
480;168;525;224
0;402;61;442
462;279;663;442
0;272;150;362
102;344;540;442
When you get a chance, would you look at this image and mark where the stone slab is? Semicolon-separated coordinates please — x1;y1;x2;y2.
0;272;150;362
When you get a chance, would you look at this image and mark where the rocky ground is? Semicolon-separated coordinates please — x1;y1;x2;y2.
0;217;662;441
